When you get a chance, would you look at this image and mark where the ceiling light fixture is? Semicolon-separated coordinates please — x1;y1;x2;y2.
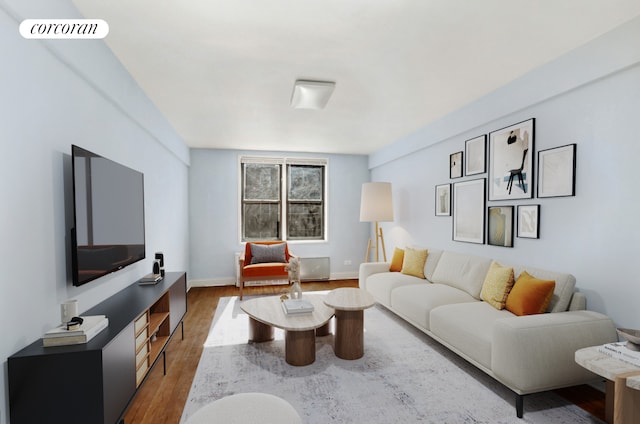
290;80;335;110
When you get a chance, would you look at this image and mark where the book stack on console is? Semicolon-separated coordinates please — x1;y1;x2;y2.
43;315;109;347
597;342;640;367
281;298;314;315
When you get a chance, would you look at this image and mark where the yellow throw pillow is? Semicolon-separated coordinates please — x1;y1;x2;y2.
480;261;515;310
389;248;405;272
506;271;556;316
401;247;428;279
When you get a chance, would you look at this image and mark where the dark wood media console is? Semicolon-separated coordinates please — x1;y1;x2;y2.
8;272;187;424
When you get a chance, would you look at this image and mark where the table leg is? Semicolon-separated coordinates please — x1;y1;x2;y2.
248;317;274;342
614;372;640;424
285;330;316;366
315;320;332;337
334;309;364;360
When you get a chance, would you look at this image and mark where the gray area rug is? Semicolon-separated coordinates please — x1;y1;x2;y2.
181;295;602;423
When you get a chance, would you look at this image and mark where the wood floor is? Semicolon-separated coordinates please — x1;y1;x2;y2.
122;279;605;423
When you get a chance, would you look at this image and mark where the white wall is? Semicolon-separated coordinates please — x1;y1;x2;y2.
369;18;640;328
0;2;189;423
188;149;370;285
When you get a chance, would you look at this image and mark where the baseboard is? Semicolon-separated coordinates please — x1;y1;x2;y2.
188;272;358;291
188;277;235;291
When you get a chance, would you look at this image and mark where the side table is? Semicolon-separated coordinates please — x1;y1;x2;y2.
324;288;375;360
575;346;640;423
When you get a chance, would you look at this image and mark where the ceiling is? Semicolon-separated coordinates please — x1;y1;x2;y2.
72;0;640;155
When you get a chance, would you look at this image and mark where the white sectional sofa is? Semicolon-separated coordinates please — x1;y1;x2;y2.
359;248;617;418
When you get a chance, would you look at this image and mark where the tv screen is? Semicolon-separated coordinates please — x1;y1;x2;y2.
71;145;145;286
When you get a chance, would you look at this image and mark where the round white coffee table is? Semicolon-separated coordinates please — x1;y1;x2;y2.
185;392;302;424
324;288;375;360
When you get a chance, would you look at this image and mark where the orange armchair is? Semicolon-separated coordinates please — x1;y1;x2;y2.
238;241;294;299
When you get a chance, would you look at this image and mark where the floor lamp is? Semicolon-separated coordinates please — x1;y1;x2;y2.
360;182;394;262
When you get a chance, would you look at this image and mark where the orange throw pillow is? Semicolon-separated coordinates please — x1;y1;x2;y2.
506;271;556;316
389;248;405;272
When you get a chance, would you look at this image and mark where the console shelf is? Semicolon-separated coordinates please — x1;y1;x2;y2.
8;272;187;424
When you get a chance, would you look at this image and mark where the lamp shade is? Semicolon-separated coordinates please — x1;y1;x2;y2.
360;182;394;222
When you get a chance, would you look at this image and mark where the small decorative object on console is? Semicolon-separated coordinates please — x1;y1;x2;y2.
286;257;302;299
43;315;109;347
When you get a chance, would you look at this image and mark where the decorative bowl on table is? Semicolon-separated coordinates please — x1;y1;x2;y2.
617;328;640;351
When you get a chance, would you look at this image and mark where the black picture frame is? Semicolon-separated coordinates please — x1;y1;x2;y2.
537;144;576;198
450;151;463;179
488;118;535;200
517;204;540;239
453;178;485;244
435;183;451;216
465;135;486;176
488;206;514;247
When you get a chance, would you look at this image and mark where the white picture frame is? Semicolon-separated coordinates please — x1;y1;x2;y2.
537;144;576;198
465;135;486;176
435;184;451;216
517;204;540;239
453;178;485;244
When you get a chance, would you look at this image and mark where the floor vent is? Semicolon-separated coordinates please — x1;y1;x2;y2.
300;257;330;281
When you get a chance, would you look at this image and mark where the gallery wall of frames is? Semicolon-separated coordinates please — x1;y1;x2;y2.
435;118;577;248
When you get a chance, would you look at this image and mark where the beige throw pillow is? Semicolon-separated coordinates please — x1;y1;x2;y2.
401;247;428;279
480;261;515;310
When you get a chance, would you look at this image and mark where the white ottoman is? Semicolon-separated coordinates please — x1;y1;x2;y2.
185;392;302;424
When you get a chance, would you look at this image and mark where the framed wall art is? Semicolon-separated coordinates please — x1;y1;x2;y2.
435;184;451;216
517;204;540;239
453;178;485;244
465;135;486;176
537;144;576;198
488;206;514;247
450;151;463;179
488;118;535;200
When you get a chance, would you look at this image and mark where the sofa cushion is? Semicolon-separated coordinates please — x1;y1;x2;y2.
249;242;287;264
389;248;404;272
390;283;477;330
503;264;576;312
430;251;492;299
480;262;515;310
366;272;425;307
506;271;555;316
422;248;443;281
430;302;514;370
242;262;288;278
401;247;428;278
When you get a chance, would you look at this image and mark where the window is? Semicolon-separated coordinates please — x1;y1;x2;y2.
240;156;327;242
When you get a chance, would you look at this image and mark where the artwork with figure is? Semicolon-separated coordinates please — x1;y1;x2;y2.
435;184;451;216
488;206;513;247
488;119;535;200
450;151;463;179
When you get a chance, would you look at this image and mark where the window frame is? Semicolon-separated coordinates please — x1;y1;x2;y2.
239;156;328;243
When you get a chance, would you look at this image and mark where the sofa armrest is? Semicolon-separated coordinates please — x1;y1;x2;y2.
358;262;391;290
492;310;617;393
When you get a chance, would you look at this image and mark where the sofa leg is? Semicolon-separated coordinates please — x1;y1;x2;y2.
239;281;244;300
515;394;524;418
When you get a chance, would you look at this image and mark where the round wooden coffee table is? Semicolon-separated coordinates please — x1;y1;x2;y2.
324;288;375;360
240;294;334;366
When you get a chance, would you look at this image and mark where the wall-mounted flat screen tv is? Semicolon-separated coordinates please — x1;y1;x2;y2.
71;145;145;286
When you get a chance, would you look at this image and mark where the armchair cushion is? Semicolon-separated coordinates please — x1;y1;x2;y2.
247;242;288;264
